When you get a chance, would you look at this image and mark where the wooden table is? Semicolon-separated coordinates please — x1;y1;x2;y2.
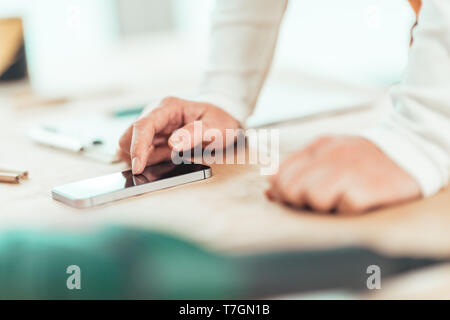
1;80;449;299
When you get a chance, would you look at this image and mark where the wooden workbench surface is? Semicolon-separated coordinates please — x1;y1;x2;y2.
1;81;449;299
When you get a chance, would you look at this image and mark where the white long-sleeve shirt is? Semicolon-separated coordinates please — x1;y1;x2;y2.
195;0;450;197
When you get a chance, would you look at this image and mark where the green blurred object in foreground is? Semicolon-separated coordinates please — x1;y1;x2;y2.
0;228;244;299
0;227;446;299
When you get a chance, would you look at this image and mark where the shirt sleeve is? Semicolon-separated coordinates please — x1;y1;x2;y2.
194;0;287;123
361;0;450;196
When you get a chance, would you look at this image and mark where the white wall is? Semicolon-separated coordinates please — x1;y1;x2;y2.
117;0;174;36
272;0;414;86
0;0;27;18
0;0;416;99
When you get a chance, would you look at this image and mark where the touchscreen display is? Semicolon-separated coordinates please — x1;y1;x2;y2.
53;162;209;199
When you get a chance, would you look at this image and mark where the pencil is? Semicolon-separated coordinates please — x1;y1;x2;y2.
0;167;28;179
0;172;20;183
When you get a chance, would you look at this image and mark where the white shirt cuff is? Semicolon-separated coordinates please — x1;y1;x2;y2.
361;126;447;197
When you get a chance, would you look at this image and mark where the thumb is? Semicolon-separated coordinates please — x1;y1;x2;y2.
168;120;205;152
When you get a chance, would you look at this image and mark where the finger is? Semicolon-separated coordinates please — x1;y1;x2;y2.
266;176;288;205
168;121;205;152
118;125;133;155
117;148;132;165
266;174;284;203
270;140;321;186
145;145;172;166
275;154;311;195
276;161;329;208
280;155;347;211
118;108;172;157
268;142;335;208
130;105;182;174
337;189;369;215
152;134;170;146
336;186;400;215
276;136;335;184
265;183;281;201
280;184;307;209
303;173;345;212
264;188;275;201
273;137;340;207
118;133;167;165
272;154;315;206
130;118;156;174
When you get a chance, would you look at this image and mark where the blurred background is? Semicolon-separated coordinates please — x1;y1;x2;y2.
0;0;415;125
3;1;449;301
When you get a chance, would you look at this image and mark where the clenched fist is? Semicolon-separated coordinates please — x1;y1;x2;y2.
266;136;422;214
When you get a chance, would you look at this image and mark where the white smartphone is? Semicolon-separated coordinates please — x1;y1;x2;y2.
52;162;212;208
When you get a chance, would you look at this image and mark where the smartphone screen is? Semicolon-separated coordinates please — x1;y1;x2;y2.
53;162;210;201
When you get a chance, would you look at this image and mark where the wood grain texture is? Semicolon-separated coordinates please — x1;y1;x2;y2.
1;81;448;299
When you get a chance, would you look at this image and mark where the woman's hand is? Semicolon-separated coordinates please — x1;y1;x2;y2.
266;136;422;214
118;96;241;174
